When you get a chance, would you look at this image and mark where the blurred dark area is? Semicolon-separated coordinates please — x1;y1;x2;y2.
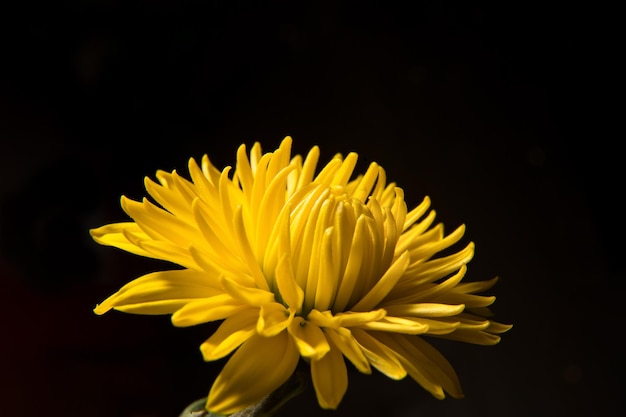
0;1;621;416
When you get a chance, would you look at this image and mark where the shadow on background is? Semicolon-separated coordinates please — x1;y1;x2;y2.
0;1;621;416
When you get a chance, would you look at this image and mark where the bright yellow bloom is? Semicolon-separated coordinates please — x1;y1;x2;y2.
92;136;511;414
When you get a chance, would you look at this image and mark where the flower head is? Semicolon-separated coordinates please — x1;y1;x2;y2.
93;136;511;414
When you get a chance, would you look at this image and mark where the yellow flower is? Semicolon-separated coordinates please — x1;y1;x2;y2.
92;136;511;414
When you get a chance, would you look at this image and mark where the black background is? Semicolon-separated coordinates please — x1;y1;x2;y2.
0;1;621;416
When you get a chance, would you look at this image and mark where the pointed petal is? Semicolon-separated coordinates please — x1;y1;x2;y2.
171;295;248;327
375;333;462;399
132;236;198;269
311;343;348;409
287;317;330;360
351;251;410;312
275;254;304;312
257;303;294;337
332;216;369;311
94;270;223;315
358;316;429;335
335;309;387;327
325;327;371;374
222;276;275;306
351;329;406;380
200;309;258;360
232;206;270;291
295;145;320;190
120;196;198;247
486;321;513;334
206;332;299;415
383;303;465;317
434;329;503;345
307;309;387;330
90;222;153;258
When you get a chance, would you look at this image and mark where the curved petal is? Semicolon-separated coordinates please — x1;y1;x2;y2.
357;316;429;335
351;329;406;380
94;270;223;315
120;195;199;248
257;302;294;337
200;309;258;361
171;295;248;327
311;342;348;409
324;327;371;374
90;222;153;258
206;332;299;415
382;303;465;317
434;328;503;345
222;276;275;307
275;254;304;312
307;309;386;329
132;236;198;269
374;332;462;399
287;317;330;360
351;250;410;312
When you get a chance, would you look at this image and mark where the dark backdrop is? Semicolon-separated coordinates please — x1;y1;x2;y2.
0;2;621;417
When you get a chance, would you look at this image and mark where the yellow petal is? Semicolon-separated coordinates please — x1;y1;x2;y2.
351;250;410;312
287;317;330;360
333;217;371;311
313;227;337;311
375;333;462;399
416;318;460;335
405;242;474;283
132;236;198;269
200;309;258;360
437;293;496;308
311;342;348;409
89;222;153;258
232;206;270;291
330;152;358;188
171;295;248;327
257;303;294;337
358;317;429;335
454;276;499;294
188;157;219;204
382;303;465;317
435;329;503;345
222;276;275;307
206;332;299;415
351;161;380;202
486;321;513;334
275;254;304;312
402;196;431;232
235;143;255;199
306;309;340;328
324;327;371;374
255;160;296;256
93;269;222;315
351;329;406;380
120;196;198;247
408;224;466;262
143;175;195;224
335;309;387;327
295;145;320;190
110;300;189;315
387;264;468;305
306;309;386;330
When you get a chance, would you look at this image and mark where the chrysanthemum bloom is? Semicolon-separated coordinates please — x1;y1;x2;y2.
93;136;511;414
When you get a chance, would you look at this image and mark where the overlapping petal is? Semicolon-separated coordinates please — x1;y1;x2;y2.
311;340;348;409
206;332;299;414
92;136;511;415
